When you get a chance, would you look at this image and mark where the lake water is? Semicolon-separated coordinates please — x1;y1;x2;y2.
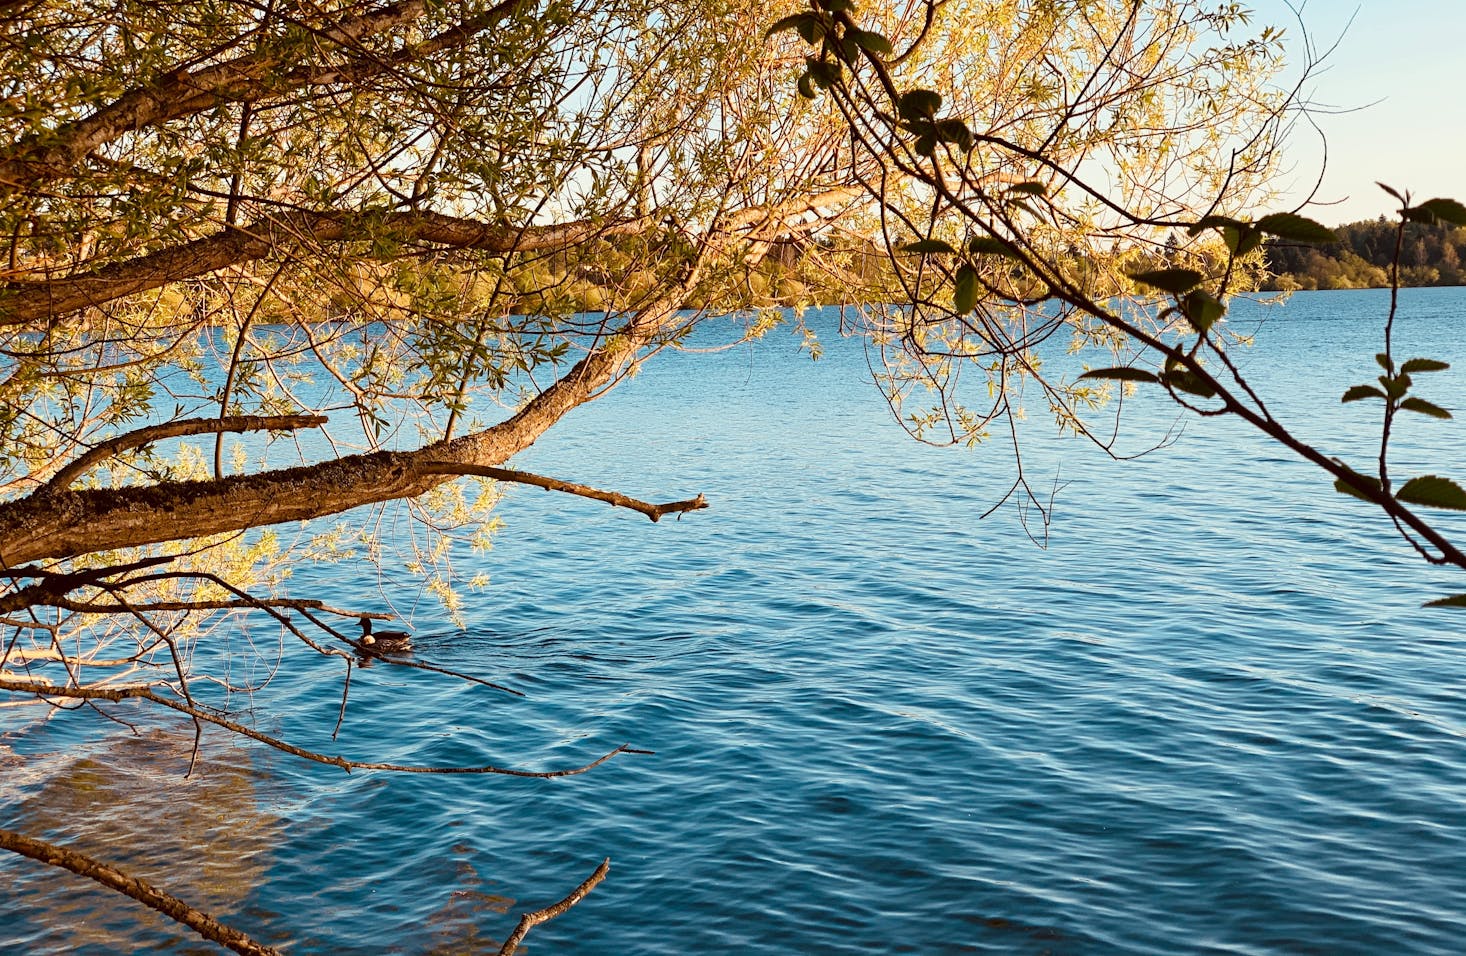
4;288;1466;954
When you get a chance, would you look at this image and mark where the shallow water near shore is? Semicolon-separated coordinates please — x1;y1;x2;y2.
5;288;1466;954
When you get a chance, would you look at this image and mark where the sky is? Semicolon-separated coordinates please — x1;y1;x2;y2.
1248;1;1466;224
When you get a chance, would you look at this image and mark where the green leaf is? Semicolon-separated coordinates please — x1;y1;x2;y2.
1226;225;1263;256
1333;470;1381;502
766;13;814;38
898;238;958;255
1396;475;1466;511
808;59;841;88
897;89;943;121
1255;212;1337;243
1375;352;1394;371
847;28;892;56
1406;198;1466;226
1078;367;1159;383
1341;384;1386;403
934;118;972;151
912;134;936;157
1186;214;1245;237
1128;268;1204;295
1424;594;1466;609
1181;290;1224;334
967;236;1020;258
1007;181;1048;196
1379;373;1412;400
1400;396;1452;419
953;265;978;313
1161;368;1216;398
1400;357;1450;374
796;71;817;99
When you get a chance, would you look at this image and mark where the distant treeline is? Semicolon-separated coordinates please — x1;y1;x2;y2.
1262;218;1466;291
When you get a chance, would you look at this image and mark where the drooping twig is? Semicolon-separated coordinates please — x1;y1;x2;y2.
423;463;708;522
0;678;650;777
0;828;281;956
497;858;611;956
44;414;328;492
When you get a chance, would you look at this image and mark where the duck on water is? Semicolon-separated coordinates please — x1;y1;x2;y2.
358;616;412;653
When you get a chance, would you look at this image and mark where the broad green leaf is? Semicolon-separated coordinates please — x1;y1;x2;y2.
1078;367;1159;383
847;29;892;56
968;236;1020;258
808;59;841;88
1255;212;1337;243
1379;373;1412;400
897;89;942;121
1400;396;1452;419
797;72;817;99
1007;181;1048;196
1400;358;1450;374
1333;473;1381;502
1341;384;1386;403
1396;475;1466;511
1375;352;1393;371
1128;268;1203;295
934;118;972;151
766;14;814;38
898;238;958;255
1424;594;1466;609
1181;290;1224;333
1161;368;1216;398
1186;214;1245;237
953;264;978;313
913;134;936;157
1406;198;1466;226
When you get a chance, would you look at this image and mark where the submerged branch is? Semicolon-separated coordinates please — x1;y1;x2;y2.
498;858;612;956
0;828;281;956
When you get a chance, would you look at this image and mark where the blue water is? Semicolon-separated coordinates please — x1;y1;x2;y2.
4;288;1466;954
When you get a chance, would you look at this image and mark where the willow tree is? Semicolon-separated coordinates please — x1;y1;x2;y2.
0;0;1321;951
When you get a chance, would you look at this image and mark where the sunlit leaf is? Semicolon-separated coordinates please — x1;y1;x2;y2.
1255;212;1337;244
1400;396;1452;419
1078;367;1159;383
1396;475;1466;511
898;238;958;255
1128;268;1203;295
1341;384;1385;403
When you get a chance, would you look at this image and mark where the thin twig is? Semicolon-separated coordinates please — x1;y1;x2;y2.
423;464;708;522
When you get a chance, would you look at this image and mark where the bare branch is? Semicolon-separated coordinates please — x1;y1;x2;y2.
424;464;708;522
498;858;611;956
0;677;650;776
0;828;281;956
45;415;327;492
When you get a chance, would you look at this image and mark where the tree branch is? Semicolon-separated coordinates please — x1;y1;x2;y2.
0;828;281;956
0;210;650;324
0;677;649;776
497;858;611;956
45;414;327;492
424;464;707;522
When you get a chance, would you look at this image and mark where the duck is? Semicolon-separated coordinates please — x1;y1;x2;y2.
358;616;413;653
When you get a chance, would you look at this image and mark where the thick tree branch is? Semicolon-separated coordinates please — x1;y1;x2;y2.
0;210;649;324
424;464;708;522
0;828;281;956
45;414;327;491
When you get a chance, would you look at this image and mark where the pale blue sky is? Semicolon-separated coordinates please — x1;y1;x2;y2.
1250;1;1466;224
